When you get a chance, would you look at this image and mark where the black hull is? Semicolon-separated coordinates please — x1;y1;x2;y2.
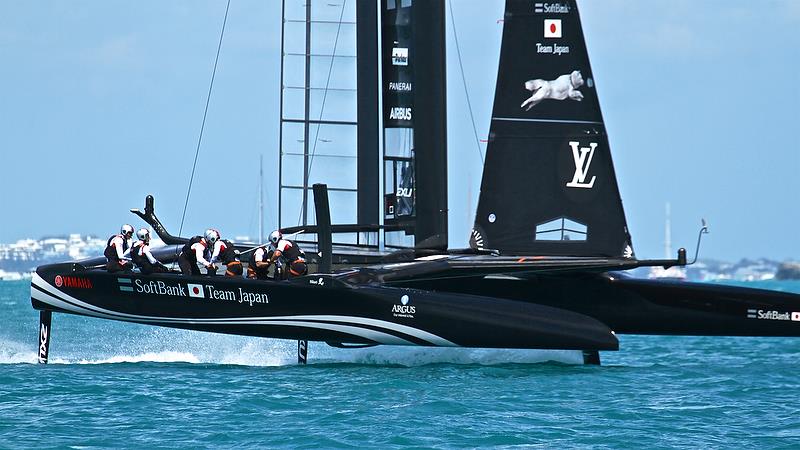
396;273;800;337
31;263;618;351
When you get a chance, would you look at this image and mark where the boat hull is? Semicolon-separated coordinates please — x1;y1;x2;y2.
396;273;800;337
30;263;618;351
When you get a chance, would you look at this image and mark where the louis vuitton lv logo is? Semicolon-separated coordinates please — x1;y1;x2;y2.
566;141;597;189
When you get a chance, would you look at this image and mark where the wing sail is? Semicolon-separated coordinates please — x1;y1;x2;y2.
471;0;633;258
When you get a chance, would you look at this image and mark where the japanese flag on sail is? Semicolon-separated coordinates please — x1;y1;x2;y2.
544;19;562;38
187;283;205;298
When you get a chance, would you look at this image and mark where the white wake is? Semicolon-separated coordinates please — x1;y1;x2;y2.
0;330;584;367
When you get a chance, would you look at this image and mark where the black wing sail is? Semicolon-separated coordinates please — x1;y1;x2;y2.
471;0;633;258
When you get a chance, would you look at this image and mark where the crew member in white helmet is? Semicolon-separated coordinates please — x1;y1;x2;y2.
104;224;134;273
208;232;242;277
266;230;307;279
130;228;169;275
177;229;217;276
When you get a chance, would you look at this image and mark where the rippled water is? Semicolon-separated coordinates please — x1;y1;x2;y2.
3;279;800;448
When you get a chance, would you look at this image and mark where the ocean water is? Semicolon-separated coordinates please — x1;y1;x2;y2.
3;280;800;448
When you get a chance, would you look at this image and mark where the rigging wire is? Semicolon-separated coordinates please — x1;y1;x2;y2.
448;0;484;165
178;0;232;236
296;0;348;226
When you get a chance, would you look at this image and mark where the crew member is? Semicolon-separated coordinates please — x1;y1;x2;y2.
247;244;272;280
178;229;217;276
209;235;243;277
104;224;134;273
267;230;307;279
203;229;221;275
130;228;169;275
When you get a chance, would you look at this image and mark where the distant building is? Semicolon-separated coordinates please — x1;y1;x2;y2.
0;234;108;274
776;262;800;280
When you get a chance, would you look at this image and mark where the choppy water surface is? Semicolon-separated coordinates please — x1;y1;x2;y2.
2;280;800;448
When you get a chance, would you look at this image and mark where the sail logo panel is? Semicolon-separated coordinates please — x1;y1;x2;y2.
492;2;602;123
471;0;633;257
381;1;416;247
382;2;414;129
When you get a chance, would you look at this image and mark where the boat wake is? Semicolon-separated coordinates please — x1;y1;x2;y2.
0;338;199;365
320;346;584;366
0;330;584;367
74;351;200;365
0;338;39;364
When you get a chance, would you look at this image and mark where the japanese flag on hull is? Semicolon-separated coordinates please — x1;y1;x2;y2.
187;283;205;298
544;19;562;38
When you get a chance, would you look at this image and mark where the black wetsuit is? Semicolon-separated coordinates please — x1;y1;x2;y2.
130;241;168;275
216;240;242;277
178;236;207;276
104;234;131;273
247;246;271;280
275;239;307;278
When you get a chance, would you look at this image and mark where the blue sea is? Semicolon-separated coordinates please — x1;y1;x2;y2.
3;279;800;448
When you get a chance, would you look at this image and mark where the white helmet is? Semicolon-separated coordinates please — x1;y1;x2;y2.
269;230;283;245
121;224;134;237
136;228;150;242
205;228;220;244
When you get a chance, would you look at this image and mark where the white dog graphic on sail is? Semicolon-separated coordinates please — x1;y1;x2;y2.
521;70;584;110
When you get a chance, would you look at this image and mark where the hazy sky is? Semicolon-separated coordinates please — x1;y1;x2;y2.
0;0;798;261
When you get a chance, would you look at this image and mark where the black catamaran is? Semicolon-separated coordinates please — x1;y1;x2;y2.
32;0;800;365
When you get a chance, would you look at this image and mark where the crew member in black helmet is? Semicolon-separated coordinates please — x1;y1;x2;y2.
247;244;272;280
130;228;169;275
178;229;217;276
209;234;243;277
104;224;134;273
267;230;307;279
